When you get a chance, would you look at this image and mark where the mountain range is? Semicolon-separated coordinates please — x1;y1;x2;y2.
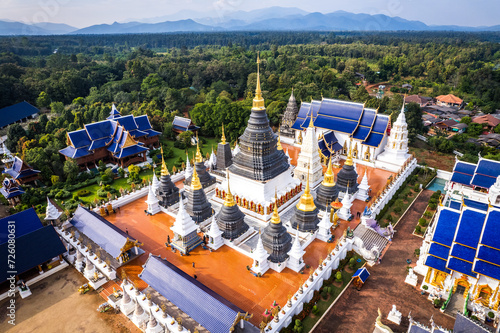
1;7;499;36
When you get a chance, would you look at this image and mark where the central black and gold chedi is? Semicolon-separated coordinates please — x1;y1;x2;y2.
336;140;359;194
290;169;320;232
157;148;180;207
185;140;216;188
262;193;292;263
228;56;289;181
184;163;213;223
315;157;339;211
216;174;249;240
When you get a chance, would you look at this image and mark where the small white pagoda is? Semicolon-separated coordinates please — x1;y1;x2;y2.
120;289;135;315
132;302;148;328
145;185;161;215
377;100;411;167
184;153;193;178
317;210;333;242
151;170;160;194
294;113;323;188
356;168;370;201
337;186;354;221
206;216;224;250
145;310;163;333
45;197;62;222
170;196;202;254
287;230;305;272
251;231;270;276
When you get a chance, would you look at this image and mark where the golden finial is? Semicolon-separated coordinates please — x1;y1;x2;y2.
221;124;226;145
271;190;281;224
296;166;316;212
195;133;203;163
252;53;265;110
277;128;283;151
308;109;314;128
224;173;236;207
191;153;202;191
160;146;170;176
345;138;353;166
322;157;335;187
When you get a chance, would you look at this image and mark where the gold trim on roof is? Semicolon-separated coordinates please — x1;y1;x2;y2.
252;54;265;110
296;167;316;212
191;153;202;191
271;191;281;224
224;173;236;207
322;157;335;187
122;131;138;148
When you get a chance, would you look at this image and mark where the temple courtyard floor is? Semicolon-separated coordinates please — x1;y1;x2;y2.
104;161;394;327
314;190;456;333
0;267;139;333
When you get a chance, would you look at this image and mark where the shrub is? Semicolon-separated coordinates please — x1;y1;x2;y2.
418;218;428;226
488;311;494;319
394;206;402;214
414;248;420;256
424;211;433;218
335;271;342;282
415;225;422;233
312;304;320;314
349;258;356;269
55;190;71;199
386;215;393;222
77;189;90;197
428;202;437;210
414;184;420;192
97;188;108;198
293;319;303;333
422;285;428;290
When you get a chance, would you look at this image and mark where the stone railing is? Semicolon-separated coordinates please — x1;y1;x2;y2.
261;236;355;333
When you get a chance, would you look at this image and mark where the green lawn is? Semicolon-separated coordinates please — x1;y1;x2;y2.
301;259;366;332
160;137;220;169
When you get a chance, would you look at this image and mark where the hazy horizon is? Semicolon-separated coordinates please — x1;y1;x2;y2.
1;0;499;29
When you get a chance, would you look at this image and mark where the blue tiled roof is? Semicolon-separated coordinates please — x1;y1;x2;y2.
432;209;461;246
447;257;477;277
454;209;486;248
129;129;148;138
474;260;500;281
449;200;461;210
318;99;364;122
145;129;161;137
358;109;376;127
85;121;112;140
479;210;500;249
115;145;148;159
362;132;384;148
454;162;476;175
429;243;450;260
409;326;431;333
70;206;140;259
3;156;40;180
134;115;153;131
140;255;243;333
477;246;500;266
88;137;109;150
291;103;310;130
0;183;24;199
450;244;476;263
471;173;497;189
353;267;370;282
475;159;500;178
0;208;42;245
464;199;488;211
0;225;66;282
59;146;91;158
425;255;450;274
314;115;358;134
352;126;371;141
301;100;322;128
0;101;39;129
115;115;138;131
68;129;92;148
451;172;473;185
454;312;492;333
371;116;389;134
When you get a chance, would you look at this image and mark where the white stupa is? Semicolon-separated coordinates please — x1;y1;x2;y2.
120;288;135;315
285;148;292;165
294;112;323;188
207;147;217;169
184;153;193;178
251;231;270;275
287;230;305;272
75;250;84;270
317;209;333;242
84;257;96;280
206;216;224;250
489;175;500;206
132;302;148;328
337;186;354;221
356;168;370;201
145;185;161;215
145;310;163;333
377;99;411;166
232;142;240;156
151;171;160;194
45;197;62;221
170;196;201;255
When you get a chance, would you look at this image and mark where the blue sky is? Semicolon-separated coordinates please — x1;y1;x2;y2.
1;0;499;28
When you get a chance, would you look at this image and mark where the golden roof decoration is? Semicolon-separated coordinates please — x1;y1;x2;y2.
190;153;202;191
252;54;265;110
271;190;281;224
195;132;203;163
345;139;354;166
160;146;170;176
224;173;236;207
122;131;138;148
221;124;226;145
277;128;283;151
296;167;316;212
322;157;335;187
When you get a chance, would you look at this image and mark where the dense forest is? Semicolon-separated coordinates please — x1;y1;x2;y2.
1;31;500;211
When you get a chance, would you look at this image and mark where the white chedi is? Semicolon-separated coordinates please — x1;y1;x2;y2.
170;196;198;238
377;100;411;166
317;210;333;242
145;185;161;215
294;117;323;188
184;153;193;178
356;169;370;201
251;232;270;275
488;175;500;206
145;310;163;333
232;142;240;156
287;231;305;272
45;197;62;221
151;172;160;194
120;288;136;315
132;302;148;328
337;187;354;221
84;257;96;280
206;216;224;250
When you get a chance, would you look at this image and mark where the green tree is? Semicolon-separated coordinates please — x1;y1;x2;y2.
50;101;64;114
63;159;80;182
36;91;51;109
352;85;370;102
6;123;27;152
460;116;471;125
179;131;193;148
51;175;60;185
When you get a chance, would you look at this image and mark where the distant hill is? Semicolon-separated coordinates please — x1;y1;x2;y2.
71;19;215;35
1;8;499;36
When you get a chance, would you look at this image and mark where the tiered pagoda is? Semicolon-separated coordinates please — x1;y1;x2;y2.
170;195;203;255
184;164;213;223
157;152;179;208
0;178;24;206
262;193;292;263
216;124;233;170
3;156;40;185
279;90;299;140
184;140;216;188
290;170;320;232
377;100;411;167
315;158;339;211
336;141;359;195
293;112;323;188
216;174;249;240
215;56;301;221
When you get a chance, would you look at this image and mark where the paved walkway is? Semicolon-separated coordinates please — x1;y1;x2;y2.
313;190;456;333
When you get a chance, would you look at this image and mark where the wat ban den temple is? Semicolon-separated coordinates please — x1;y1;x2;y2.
59;105;160;169
3;58;431;333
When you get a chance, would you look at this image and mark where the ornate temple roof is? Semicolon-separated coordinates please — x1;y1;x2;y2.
60;110;159;160
3;156;40;180
139;254;245;333
172;116;200;132
450;158;500;189
0;178;24;199
0;208;42;243
318;130;343;157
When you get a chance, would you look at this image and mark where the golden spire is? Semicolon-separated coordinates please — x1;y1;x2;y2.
271;190;281;224
221;124;226;145
191;153;202;190
195;132;203;163
223;173;236;207
277;127;283;151
322;157;335;187
345;139;353;166
252;54;265;110
296;167;316;212
160;146;170;176
308;108;314;128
